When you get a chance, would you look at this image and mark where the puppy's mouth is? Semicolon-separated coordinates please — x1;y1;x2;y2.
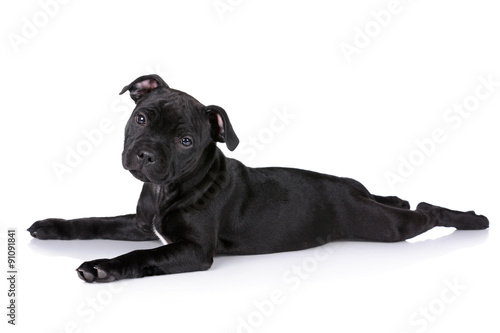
124;164;171;184
128;169;151;183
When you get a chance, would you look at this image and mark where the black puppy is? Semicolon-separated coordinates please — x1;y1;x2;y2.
28;74;489;283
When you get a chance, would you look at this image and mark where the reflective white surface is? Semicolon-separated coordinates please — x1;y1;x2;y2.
0;225;496;333
2;0;499;332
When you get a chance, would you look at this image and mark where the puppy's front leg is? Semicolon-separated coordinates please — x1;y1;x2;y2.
76;242;214;282
27;214;157;241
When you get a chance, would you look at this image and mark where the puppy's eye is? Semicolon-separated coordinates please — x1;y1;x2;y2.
136;114;147;125
180;138;193;147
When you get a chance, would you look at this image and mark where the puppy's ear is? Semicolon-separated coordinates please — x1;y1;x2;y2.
206;105;239;151
119;74;169;103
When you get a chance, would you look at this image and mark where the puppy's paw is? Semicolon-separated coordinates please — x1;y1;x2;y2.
77;259;120;283
27;219;68;239
461;211;489;230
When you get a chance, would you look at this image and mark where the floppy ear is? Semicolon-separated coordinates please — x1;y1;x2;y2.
206;105;239;151
119;74;169;103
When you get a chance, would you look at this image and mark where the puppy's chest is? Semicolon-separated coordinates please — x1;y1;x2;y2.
149;184;178;245
152;214;172;245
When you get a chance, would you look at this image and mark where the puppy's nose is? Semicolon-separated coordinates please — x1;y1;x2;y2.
137;150;156;165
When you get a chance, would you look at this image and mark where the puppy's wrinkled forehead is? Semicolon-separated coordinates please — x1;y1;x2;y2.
137;95;203;131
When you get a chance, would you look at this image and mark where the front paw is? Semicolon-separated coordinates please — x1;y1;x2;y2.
77;259;120;283
27;218;68;239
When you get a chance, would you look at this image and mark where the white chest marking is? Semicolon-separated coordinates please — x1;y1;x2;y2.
152;225;168;245
152;216;169;245
151;185;170;245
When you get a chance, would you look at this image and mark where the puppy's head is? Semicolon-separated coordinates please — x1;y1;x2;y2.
120;74;239;184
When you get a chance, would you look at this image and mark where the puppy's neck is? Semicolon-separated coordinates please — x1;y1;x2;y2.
148;147;229;215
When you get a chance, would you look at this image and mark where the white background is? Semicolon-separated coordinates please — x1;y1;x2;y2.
1;0;499;332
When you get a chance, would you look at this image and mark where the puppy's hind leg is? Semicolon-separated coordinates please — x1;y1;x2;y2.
417;202;489;230
342;198;488;243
